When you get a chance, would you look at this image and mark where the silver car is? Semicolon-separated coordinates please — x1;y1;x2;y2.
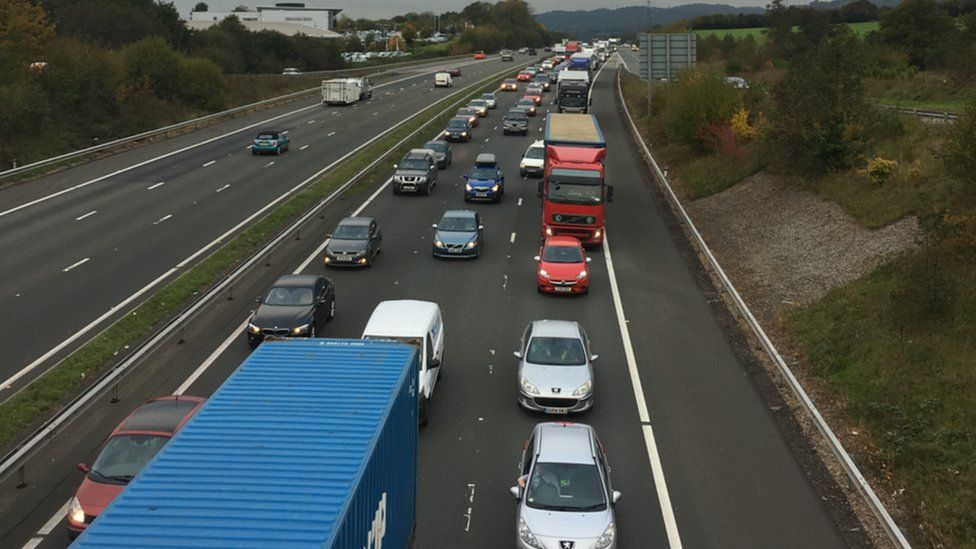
480;92;498;109
516;320;596;414
511;422;620;549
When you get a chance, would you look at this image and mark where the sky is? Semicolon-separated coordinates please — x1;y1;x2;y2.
172;1;777;20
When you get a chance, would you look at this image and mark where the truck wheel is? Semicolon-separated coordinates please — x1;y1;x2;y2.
419;395;429;426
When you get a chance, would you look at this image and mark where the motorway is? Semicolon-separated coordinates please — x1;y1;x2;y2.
0;54;862;548
0;54;524;397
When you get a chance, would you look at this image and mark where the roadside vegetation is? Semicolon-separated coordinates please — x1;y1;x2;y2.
623;0;976;544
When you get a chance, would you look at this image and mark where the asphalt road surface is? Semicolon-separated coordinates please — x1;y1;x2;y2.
1;55;852;548
0;55;527;397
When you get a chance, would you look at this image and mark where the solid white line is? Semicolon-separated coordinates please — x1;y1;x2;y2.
75;210;97;221
173;318;249;396
147;182;165;190
62;258;90;272
603;232;682;548
517;197;523;206
510;232;516;244
300;145;309;150
216;184;230;193
21;537;42;549
202;160;216;167
153;214;173;225
38;499;70;535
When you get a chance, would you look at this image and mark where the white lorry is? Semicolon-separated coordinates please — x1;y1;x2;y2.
321;77;373;105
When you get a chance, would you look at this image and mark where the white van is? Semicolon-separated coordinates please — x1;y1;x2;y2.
362;300;444;425
434;72;453;88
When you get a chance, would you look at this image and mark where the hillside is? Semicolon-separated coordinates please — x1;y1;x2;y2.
535;4;764;37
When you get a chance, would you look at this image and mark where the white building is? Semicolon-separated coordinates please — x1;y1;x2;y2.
188;3;343;37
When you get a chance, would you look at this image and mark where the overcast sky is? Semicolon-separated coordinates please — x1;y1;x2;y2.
173;1;777;20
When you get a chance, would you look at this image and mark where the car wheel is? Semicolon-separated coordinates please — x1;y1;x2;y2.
424;184;431;196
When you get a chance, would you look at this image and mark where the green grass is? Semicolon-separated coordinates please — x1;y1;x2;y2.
788;244;976;547
694;21;879;41
866;73;967;114
0;71;509;450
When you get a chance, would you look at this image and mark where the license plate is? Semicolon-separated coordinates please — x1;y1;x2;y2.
450;248;462;253
554;287;572;292
337;256;352;262
476;192;488;197
545;407;569;414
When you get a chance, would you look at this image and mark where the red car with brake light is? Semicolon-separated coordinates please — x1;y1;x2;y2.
525;93;543;105
473;51;487;60
535;236;591;294
517;71;532;81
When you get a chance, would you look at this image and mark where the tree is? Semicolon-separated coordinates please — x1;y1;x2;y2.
765;0;793;57
942;93;976;189
879;0;959;69
401;22;417;44
0;0;55;72
193;2;208;12
232;4;249;12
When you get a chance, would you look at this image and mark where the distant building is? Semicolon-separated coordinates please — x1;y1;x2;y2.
188;3;342;38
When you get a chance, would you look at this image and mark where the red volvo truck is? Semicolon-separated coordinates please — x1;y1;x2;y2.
540;113;613;246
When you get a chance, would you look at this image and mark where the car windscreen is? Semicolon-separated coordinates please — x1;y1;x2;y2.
89;434;169;484
425;142;448;153
525;147;545;159
264;286;314;306
544;245;583;263
468;167;497;180
506;113;527;121
518;100;534;106
333;224;370;240
447;119;468;128
526;336;586;365
504;79;517;84
438;216;477;232
481;94;495;100
457;109;476;117
470;100;486;107
526;462;607;512
256;133;277;140
399;159;428;170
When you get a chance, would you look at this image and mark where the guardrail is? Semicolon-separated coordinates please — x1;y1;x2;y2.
0;57;535;491
0;55;472;182
883;104;958;122
615;64;912;549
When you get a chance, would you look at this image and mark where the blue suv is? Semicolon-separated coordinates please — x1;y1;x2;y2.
463;153;505;203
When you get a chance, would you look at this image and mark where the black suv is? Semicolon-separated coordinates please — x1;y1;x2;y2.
503;108;529;135
443;116;473;142
393;150;438;195
246;275;334;347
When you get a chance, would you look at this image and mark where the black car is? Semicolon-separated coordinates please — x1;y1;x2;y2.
443;116;473;142
324;217;381;267
503;109;529;135
246;275;335;347
424;140;453;168
449;67;462;77
527;48;537;55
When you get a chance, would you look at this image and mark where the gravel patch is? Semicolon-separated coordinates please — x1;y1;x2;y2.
686;171;922;325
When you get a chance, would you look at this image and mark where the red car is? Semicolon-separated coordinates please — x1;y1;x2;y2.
456;107;480;126
501;78;519;91
535;236;591;294
473;51;487;60
516;71;533;81
67;396;206;536
525;92;543;105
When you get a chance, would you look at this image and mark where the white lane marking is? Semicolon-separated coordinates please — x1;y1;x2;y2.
603;232;683;548
37;499;70;536
62;258;90;272
173;317;249;396
75;210;97;221
463;483;476;532
202;160;216;167
264;161;275;168
493;126;498;130
331;110;339;115
300;144;309;150
216;184;230;193
510;232;516;244
153;214;172;225
307;120;316;124
484;138;490;143
147;182;165;190
517;197;523;206
245;144;253;150
372;112;378;116
22;537;42;549
327;131;336;137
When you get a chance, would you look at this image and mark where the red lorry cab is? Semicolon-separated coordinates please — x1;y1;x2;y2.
540;113;613;246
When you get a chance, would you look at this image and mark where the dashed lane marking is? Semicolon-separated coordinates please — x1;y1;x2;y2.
62;258;90;272
75;210;97;221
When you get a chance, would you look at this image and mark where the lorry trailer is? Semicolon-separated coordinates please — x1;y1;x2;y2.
74;339;419;549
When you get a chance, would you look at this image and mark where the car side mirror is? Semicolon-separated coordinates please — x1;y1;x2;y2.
432;223;439;229
255;295;262;304
612;490;622;504
510;486;521;499
590;354;599;362
77;462;89;474
325;233;332;239
478;225;484;230
513;351;523;359
586;257;592;263
533;255;540;262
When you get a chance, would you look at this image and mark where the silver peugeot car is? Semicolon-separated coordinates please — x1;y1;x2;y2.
511;422;620;549
515;320;596;414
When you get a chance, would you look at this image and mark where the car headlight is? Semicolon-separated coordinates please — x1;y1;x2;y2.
69;496;85;524
577;270;588;280
291;324;311;335
461;131;468;136
544;226;553;236
435;240;445;248
594;522;616;549
538;269;550;279
594;229;602;238
520;162;527;169
465;183;473;191
490;184;499;192
465;240;477;249
518;517;544;549
247;322;261;334
521;378;540;396
572;379;592;397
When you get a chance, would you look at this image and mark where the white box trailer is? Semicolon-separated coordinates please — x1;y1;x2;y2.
321;77;373;105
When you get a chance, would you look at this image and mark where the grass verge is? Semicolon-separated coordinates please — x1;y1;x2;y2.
0;70;512;450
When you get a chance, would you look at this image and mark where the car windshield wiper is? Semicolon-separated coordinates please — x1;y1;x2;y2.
87;469;111;482
106;474;135;482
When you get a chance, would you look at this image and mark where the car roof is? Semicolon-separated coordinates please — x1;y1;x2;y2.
545;235;583;248
536;422;597;465
337;216;373;227
504;78;517;82
448;116;470;124
530;319;583;339
118;396;205;435
507;108;527;115
425;139;448;147
475;153;497;165
469;99;486;103
409;148;435;156
362;300;440;338
442;209;476;219
256;130;280;135
271;274;320;288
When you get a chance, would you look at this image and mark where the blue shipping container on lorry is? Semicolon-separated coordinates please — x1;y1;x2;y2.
74;338;418;548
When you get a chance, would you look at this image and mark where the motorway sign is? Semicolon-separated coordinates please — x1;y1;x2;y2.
638;32;697;82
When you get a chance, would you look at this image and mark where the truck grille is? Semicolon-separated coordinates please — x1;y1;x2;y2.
398;176;422;183
534;397;578;408
552;214;595;225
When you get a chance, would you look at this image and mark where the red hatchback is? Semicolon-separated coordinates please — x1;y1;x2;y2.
67;396;206;536
535;236;591;294
516;70;533;81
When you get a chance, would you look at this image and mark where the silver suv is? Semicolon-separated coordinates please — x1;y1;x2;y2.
515;320;596;414
511;422;620;549
393;150;438;195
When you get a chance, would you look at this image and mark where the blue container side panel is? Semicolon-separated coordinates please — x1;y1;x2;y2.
73;339;417;549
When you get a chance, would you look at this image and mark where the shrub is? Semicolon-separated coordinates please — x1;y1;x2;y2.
865;157;899;185
655;69;741;151
177;56;225;111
